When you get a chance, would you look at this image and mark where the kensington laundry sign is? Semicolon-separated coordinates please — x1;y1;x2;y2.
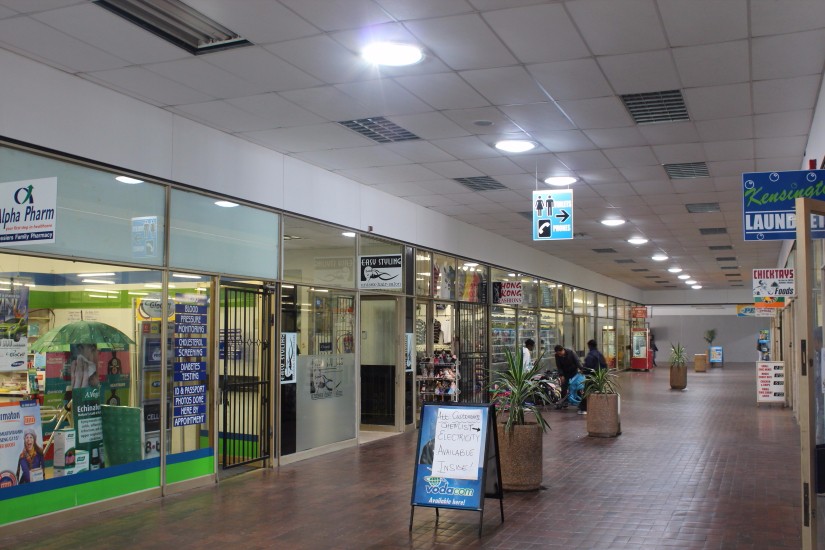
752;268;794;308
0;178;57;246
742;170;825;240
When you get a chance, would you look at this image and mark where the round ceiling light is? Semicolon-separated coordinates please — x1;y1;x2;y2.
544;176;577;186
214;200;238;208
652;254;668;261
685;279;697;285
494;140;536;153
627;237;649;245
678;274;691;280
667;267;683;273
600;219;626;226
361;42;424;66
692;285;703;290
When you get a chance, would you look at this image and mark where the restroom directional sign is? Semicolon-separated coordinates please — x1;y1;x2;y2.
532;189;573;241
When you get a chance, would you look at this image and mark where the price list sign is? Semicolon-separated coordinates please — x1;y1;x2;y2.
173;303;208;427
756;361;785;403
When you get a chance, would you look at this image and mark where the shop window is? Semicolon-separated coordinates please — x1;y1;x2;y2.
415;250;432;297
359;236;403;293
456;261;487;303
282;216;355;289
433;254;456;301
169;189;278;279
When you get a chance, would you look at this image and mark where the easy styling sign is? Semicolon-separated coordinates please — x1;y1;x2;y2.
742;170;825;240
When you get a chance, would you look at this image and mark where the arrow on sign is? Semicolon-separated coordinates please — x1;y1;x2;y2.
555;209;570;223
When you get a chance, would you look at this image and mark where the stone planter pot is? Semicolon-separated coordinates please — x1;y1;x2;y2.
586;393;621;438
670;364;687;390
496;422;543;491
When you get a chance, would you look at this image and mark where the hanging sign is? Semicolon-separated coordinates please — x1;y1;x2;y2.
630;306;648;319
358;254;402;289
492;281;523;305
752;268;794;308
756;361;785;403
742;170;825;240
0;177;57;246
532;189;573;241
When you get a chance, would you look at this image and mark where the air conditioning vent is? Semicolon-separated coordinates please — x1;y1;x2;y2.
724;273;742;277
716;256;737;261
592;248;617;253
453;176;507;191
620;90;689;124
615;259;635;264
709;245;733;250
654;280;669;284
720;266;739;270
631;268;649;272
664;162;710;179
338;116;420;143
686;202;720;213
699;227;727;235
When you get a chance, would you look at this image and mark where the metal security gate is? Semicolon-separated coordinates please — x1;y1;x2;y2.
457;302;488;403
219;283;273;470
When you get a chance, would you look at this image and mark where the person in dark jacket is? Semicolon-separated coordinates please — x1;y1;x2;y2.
579;339;608;414
554;344;582;407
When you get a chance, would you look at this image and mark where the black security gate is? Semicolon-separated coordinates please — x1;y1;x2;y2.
219;283;273;470
457;302;489;403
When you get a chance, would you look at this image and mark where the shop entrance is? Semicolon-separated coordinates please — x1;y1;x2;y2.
360;296;401;430
218;282;274;471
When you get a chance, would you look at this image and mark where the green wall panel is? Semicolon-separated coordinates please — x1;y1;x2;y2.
166;456;214;484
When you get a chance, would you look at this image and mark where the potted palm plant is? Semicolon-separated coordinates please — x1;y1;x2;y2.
583;367;621;437
489;347;549;491
669;342;688;390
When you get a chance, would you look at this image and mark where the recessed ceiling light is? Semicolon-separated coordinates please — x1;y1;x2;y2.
494;140;536;153
77;272;115;278
652;254;668;261
115;176;143;184
678;274;691;280
544;176;577;186
361;42;424;66
341;232;356;237
600;219;626;226
686;279;697;285
215;200;238;207
82;278;115;284
627;237;648;245
172;273;202;279
667;267;683;273
692;285;703;289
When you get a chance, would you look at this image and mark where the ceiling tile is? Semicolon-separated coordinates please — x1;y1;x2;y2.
754;136;808;159
279;86;375;121
242;123;373;153
672;40;750;88
414;179;469;194
556;97;635;129
583;127;648;148
374;0;474;20
753;111;813;138
619;165;669;182
203;47;322;92
752;30;825;80
527;58;613;101
86;67;213;106
265;34;372;84
386;112;469;140
463;157;525;176
170;100;279;133
652;143;706;164
144;58;265;99
499;103;575;132
509;153;569;174
422;160;483;178
750;0;825;36
603;146;659;168
278;0;392;32
566;0;667;55
707;159;755;177
386;141;456;163
683;83;752;121
752;75;821;114
631;180;676;195
577;168;625;184
755;157;803;171
598;50;681;94
184;0;320;43
532;130;596;153
371;181;433;197
292;146;412;170
442;107;523;134
555;150;614;170
695;116;754;141
460;66;547;105
657;0;747;46
226;93;325;128
395;72;490;110
430;136;501;159
638;122;700;145
0;0;84;14
702;140;753;162
405;14;517;70
337;163;443;185
336;79;433;116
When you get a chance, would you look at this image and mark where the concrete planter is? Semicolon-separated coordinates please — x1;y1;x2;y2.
670;364;687;390
496;422;543;491
586;393;621;438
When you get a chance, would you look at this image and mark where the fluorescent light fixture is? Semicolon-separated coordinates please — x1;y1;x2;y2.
214;200;238;208
88;294;117;299
78;272;115;277
508;273;516;277
115;176;143;184
361;42;424;66
627;237;648;245
417;273;431;277
464;262;478;267
692;285;703;289
196;288;206;292
24;283;35;288
544;176;577;186
128;291;149;296
678;274;691;280
145;283;162;288
282;284;295;289
82;278;115;284
652;254;668;261
85;288;118;294
600;219;626;226
310;288;329;293
494;140;536;153
667;267;683;273
686;279;697;285
172;273;202;279
341;232;356;237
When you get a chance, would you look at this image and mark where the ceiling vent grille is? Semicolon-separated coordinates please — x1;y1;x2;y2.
720;266;739;270
664;162;710;179
631;268;649;272
453;176;506;191
592;248;617;254
686;202;720;213
716;256;737;261
654;280;669;284
338;117;420;143
699;227;727;235
724;273;742;277
709;245;733;250
621;90;689;124
95;0;250;54
644;276;659;279
615;259;636;264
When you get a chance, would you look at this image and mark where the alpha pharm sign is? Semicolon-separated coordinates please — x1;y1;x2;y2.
0;178;57;245
742;170;825;240
752;268;794;308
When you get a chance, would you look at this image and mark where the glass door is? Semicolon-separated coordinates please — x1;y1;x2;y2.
359;296;400;430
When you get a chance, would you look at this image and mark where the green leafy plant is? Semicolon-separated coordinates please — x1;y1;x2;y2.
490;348;549;433
703;329;717;346
669;342;687;367
583;367;619;397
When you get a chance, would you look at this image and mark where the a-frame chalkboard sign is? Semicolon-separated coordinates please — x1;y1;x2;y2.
409;402;504;536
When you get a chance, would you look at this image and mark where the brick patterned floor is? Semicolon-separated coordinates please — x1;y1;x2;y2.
1;363;801;549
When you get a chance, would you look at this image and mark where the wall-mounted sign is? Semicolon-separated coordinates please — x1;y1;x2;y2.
742;170;825;240
736;305;756;317
0;177;57;246
358;254;402;289
492;281;522;305
753;268;794;308
532;189;573;241
630;306;648;319
280;332;296;384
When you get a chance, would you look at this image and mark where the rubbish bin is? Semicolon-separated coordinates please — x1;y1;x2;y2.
694;354;708;372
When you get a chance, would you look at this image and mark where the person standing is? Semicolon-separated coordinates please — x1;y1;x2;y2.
579;339;608;415
522;338;535;371
554;344;582;406
650;333;659;367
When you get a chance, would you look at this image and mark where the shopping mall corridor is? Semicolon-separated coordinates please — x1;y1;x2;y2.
1;363;801;549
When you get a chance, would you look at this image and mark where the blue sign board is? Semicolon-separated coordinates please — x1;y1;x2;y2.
742;170;825;240
175;304;208;315
532;190;573;241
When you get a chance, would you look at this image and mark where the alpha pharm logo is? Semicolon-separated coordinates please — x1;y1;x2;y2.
423;476;475;496
14;184;34;205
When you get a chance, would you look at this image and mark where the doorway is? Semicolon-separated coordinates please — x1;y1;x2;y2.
360;296;401;430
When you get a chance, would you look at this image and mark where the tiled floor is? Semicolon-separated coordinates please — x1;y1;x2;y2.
2;364;801;549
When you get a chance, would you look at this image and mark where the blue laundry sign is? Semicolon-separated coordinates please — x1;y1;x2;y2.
742;170;825;240
532;189;573;241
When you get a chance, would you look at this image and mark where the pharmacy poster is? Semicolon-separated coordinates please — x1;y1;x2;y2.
0;286;29;372
752;268;794;308
411;403;501;513
358;255;402;289
0;400;45;488
756;362;785;403
0;177;57;246
72;385;104;462
131;216;158;258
